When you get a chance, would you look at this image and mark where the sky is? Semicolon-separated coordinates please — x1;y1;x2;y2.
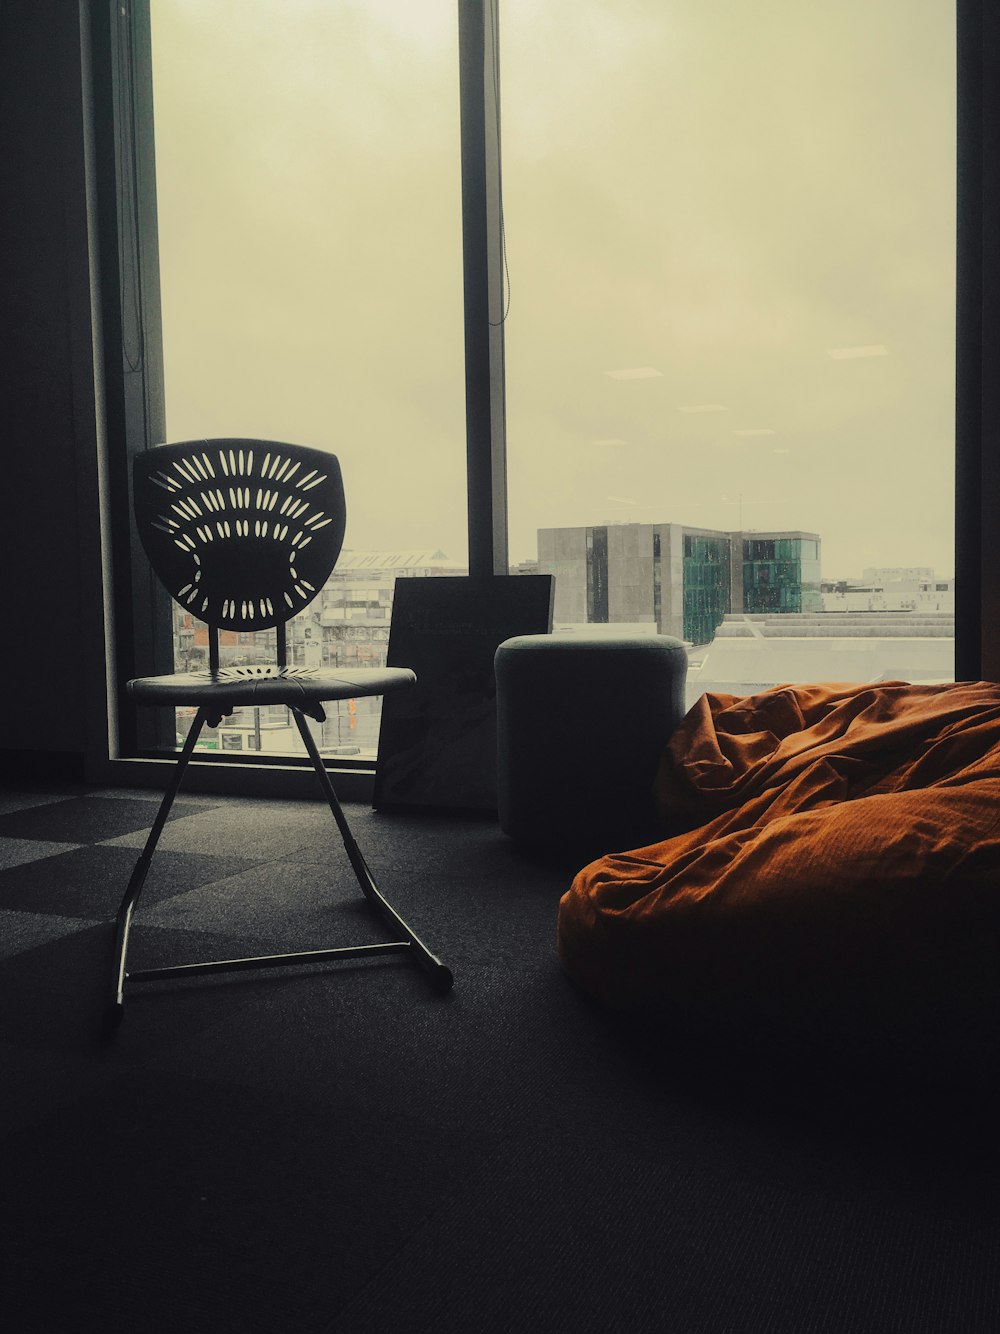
150;0;956;579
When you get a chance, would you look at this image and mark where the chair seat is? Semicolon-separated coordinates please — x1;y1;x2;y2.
128;664;416;709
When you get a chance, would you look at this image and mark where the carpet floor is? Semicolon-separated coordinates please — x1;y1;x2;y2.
1;783;999;1333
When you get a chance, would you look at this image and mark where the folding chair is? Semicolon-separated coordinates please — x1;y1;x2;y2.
110;438;453;1024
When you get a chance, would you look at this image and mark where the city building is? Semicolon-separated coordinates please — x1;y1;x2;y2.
537;523;821;646
822;570;955;614
172;548;465;757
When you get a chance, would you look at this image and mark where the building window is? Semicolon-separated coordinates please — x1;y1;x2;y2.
585;526;610;623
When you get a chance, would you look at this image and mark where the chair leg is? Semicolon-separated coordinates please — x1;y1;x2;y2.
106;704;452;1032
290;708;454;995
110;708;209;1021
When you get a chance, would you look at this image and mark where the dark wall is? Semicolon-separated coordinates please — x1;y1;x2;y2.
0;3;98;761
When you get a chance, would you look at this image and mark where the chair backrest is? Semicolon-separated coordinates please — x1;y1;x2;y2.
133;439;346;635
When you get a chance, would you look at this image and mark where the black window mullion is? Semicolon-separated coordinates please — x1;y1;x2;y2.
458;0;509;577
92;0;172;754
956;0;1000;682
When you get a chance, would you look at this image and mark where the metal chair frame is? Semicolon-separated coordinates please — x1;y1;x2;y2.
110;439;453;1026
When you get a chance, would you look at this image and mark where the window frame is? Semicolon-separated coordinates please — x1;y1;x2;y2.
955;0;1000;680
84;0;991;796
86;0;507;797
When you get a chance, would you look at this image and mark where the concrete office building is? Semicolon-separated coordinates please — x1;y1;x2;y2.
538;523;822;645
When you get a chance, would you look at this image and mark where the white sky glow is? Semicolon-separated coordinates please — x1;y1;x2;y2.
151;0;956;580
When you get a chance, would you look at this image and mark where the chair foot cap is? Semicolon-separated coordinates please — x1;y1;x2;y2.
102;1002;124;1042
428;963;455;995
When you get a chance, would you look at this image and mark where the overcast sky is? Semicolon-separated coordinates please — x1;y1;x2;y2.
151;0;956;578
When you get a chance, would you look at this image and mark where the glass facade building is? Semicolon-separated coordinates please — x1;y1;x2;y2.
539;523;822;646
742;536;823;615
683;534;731;645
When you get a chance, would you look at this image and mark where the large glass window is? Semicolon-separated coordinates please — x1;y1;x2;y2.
502;0;956;705
125;0;959;765
149;0;467;758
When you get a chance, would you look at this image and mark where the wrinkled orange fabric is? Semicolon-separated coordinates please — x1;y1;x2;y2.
557;682;1000;1047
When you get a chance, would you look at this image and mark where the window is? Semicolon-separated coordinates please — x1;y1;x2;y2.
98;1;969;784
502;0;955;703
143;0;468;760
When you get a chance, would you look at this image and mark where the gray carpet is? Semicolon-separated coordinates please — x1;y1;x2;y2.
1;784;998;1332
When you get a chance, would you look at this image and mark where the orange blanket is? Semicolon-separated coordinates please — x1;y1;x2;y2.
557;681;1000;1048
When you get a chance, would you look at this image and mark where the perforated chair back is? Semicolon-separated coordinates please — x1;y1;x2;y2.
133;439;346;633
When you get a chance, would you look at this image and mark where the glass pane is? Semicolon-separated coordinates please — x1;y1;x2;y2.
502;0;955;707
150;0;466;758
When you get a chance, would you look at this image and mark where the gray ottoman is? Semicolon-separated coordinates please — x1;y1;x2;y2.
495;633;688;859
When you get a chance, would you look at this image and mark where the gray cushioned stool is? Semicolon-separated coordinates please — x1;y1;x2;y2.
495;633;688;860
